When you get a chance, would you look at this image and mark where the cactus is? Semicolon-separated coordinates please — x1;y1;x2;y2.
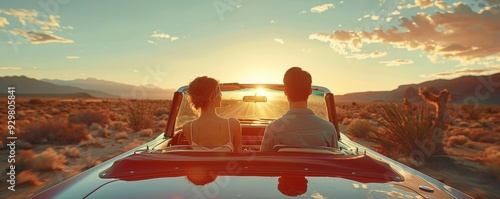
418;87;451;155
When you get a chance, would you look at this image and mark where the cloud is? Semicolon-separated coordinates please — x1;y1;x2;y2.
370;15;379;21
150;31;170;39
274;38;284;44
148;30;180;44
11;29;73;44
62;25;73;30
415;0;433;9
0;66;22;70
66;56;80;59
346;51;387;60
310;3;335;13
434;1;449;9
0;9;73;44
0;17;9;27
379;59;414;66
309;3;500;64
421;67;500;78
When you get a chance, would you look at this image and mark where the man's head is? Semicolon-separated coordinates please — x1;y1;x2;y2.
283;67;312;102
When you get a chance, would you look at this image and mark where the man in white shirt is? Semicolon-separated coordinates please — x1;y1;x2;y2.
260;67;338;152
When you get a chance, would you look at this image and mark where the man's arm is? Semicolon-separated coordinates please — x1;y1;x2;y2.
260;126;275;152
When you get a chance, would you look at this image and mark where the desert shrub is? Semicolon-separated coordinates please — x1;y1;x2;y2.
28;98;43;105
124;100;156;131
341;118;352;125
449;128;470;137
79;138;105;149
446;135;469;147
89;123;110;138
372;103;434;158
155;107;170;117
468;129;500;143
60;146;81;158
18;170;42;186
157;120;167;128
346;119;375;138
22;118;91;145
336;108;351;121
139;129;153;137
461;105;481;120
30;148;67;171
109;121;130;132
17;150;36;171
115;131;128;140
357;111;371;119
82;156;102;171
482;146;500;180
68;111;110;126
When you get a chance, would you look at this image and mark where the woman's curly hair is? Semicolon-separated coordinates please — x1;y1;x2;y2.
187;76;220;109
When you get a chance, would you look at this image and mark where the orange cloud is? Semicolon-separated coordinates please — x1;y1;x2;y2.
415;0;433;9
11;29;73;44
421;67;500;78
379;59;414;66
310;3;500;63
346;51;387;60
0;17;9;27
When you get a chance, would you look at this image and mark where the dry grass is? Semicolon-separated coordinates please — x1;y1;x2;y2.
60;146;81;158
68;111;110;126
138;129;153;137
18;170;43;186
114;131;129;140
30;148;67;171
22;118;91;144
79;138;105;149
446;135;469;147
81;155;102;171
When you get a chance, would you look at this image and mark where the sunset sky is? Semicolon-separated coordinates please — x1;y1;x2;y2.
1;0;499;95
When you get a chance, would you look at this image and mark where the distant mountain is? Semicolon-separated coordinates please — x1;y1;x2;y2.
336;73;500;105
41;77;175;99
0;76;117;98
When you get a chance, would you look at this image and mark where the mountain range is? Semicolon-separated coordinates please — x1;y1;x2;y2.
0;76;175;99
0;74;499;104
335;73;500;105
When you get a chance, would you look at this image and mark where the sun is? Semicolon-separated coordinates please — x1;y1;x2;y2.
256;88;266;96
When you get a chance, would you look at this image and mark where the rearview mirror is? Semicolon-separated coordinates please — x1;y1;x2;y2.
243;96;267;102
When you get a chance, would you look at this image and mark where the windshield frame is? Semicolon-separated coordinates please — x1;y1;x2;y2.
164;83;339;139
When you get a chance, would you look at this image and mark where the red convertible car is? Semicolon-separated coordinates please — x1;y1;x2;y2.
32;83;472;198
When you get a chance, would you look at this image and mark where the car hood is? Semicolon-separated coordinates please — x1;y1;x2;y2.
85;175;424;199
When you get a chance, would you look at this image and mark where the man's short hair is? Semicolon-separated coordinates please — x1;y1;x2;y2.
283;67;312;102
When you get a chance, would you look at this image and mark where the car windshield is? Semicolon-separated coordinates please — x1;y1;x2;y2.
175;87;328;130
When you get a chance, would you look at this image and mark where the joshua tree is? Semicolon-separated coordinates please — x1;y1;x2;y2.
418;87;451;155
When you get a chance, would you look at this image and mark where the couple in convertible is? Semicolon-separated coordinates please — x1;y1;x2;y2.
183;67;338;152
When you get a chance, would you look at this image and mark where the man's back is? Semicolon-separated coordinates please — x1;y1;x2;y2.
260;108;338;152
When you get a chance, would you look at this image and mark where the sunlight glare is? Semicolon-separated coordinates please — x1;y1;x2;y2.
256;88;266;96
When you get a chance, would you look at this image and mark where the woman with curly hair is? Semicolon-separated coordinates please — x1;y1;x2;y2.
183;76;242;152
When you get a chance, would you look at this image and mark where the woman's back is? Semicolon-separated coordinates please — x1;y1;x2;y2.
189;118;233;151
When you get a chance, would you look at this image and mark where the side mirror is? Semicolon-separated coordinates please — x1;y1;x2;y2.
243;96;267;102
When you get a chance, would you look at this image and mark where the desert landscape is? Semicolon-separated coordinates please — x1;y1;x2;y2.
0;94;499;198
